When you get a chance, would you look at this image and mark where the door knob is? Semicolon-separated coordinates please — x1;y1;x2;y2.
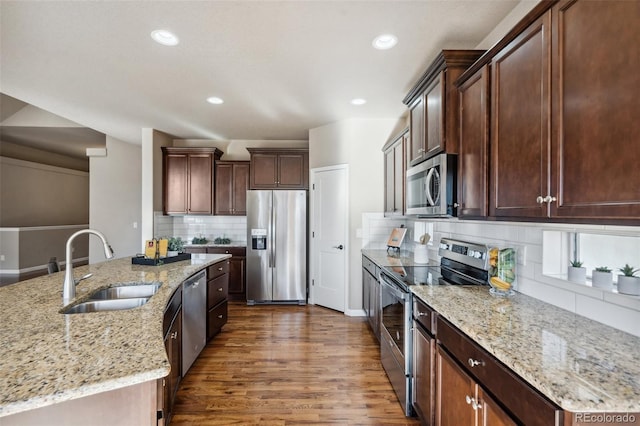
333;245;344;250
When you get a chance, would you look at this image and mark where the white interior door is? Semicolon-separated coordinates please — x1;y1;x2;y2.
310;164;348;312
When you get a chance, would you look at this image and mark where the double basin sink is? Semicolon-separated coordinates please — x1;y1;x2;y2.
61;282;162;314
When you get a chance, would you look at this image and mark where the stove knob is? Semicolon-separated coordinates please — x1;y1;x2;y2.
468;250;476;258
475;252;483;259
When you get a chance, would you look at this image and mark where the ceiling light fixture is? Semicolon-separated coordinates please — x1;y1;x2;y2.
150;30;179;46
206;96;224;105
372;34;398;50
351;98;367;106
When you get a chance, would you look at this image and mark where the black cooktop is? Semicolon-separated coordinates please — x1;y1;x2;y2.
383;258;489;291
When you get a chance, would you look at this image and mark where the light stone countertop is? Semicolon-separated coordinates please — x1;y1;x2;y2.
0;253;230;418
363;249;640;413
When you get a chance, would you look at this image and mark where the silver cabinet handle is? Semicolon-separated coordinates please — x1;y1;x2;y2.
217;287;223;292
218;267;223;271
536;195;545;204
417;312;428;317
453;202;460;208
171;331;178;339
465;395;473;405
217;314;224;319
225;250;229;254
468;358;483;367
537;195;557;205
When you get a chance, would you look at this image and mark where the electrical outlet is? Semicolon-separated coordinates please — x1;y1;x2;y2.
133;222;138;229
0;254;5;261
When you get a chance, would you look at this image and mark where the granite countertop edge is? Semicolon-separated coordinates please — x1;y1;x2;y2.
362;249;640;413
0;253;231;418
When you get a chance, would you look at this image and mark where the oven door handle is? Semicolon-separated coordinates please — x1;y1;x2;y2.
379;273;408;300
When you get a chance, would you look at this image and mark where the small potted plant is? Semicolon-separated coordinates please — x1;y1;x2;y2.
568;259;586;284
167;237;184;257
591;266;613;289
617;264;640;296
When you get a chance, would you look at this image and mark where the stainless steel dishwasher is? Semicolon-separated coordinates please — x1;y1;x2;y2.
182;270;207;374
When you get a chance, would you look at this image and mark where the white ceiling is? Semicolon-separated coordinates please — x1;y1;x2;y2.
0;1;520;146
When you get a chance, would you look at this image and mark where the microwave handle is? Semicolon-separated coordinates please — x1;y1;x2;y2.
425;168;436;206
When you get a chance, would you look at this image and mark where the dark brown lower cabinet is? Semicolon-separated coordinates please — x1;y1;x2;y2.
207;260;229;340
436;347;514;426
159;286;182;425
413;320;435;425
184;247;246;301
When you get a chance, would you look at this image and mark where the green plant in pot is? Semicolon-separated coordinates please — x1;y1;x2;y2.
617;264;640;296
568;259;586;284
591;266;613;290
167;237;184;257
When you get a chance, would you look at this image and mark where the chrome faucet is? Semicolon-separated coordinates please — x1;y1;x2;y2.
63;229;114;304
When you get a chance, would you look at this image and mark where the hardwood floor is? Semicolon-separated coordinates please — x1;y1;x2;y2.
171;302;420;425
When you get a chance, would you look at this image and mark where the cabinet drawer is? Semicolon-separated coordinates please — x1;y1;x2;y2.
437;317;561;426
207;273;228;308
208;259;230;279
413;297;436;335
208;301;228;339
362;255;379;277
163;286;182;336
207;247;246;257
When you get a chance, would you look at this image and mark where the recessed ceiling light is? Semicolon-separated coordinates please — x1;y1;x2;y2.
372;34;398;50
351;98;367;106
206;96;224;105
150;30;179;46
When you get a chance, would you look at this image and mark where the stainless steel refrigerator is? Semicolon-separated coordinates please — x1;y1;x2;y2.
246;190;307;305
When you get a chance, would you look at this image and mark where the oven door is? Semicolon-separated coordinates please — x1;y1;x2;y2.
379;273;413;416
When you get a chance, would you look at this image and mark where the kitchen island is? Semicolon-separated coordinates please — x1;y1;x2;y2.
0;253;229;423
363;249;640;422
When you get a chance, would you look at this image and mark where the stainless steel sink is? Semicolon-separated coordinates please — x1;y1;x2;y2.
88;282;162;300
61;297;150;314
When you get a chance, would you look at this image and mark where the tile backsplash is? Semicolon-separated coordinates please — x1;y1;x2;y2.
361;214;640;337
154;212;247;244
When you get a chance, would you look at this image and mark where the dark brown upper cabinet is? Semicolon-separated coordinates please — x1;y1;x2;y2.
490;11;551;219
383;129;408;217
247;148;309;189
403;50;485;167
214;161;250;215
457;65;490;219
549;0;640;221
162;147;223;215
455;0;640;224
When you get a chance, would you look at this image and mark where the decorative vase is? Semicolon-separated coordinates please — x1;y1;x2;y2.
617;276;640;296
591;270;613;290
567;266;586;284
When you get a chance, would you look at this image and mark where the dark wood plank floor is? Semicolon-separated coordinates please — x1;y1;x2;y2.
171;302;420;425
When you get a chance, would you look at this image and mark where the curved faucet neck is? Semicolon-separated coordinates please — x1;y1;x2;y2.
62;229;114;305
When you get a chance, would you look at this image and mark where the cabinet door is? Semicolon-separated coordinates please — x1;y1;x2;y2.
436;347;475;426
163;307;181;423
550;0;640;220
207;273;228;309
232;163;250;215
383;147;395;215
393;138;404;215
458;65;490;218
164;154;188;215
424;74;444;157
490;12;551;218
187;154;213;214
409;95;426;166
251;153;278;188
228;256;245;299
214;162;233;215
278;153;308;188
413;324;434;425
478;388;516;426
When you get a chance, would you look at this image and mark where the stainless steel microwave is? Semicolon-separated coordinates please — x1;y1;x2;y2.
405;153;457;217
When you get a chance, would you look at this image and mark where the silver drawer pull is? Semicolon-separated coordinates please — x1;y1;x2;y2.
171;332;178;340
218;267;223;271
417;312;428;317
217;314;224;319
225;250;229;253
465;395;473;405
217;287;223;292
468;358;483;367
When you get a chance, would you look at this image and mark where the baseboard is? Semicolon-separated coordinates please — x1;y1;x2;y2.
345;308;366;317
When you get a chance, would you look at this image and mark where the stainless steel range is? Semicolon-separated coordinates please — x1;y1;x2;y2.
378;238;490;417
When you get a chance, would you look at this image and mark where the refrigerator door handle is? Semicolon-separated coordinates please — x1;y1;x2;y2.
270;199;276;267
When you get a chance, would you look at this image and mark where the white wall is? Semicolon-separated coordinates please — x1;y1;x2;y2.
309;117;404;312
89;136;141;263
